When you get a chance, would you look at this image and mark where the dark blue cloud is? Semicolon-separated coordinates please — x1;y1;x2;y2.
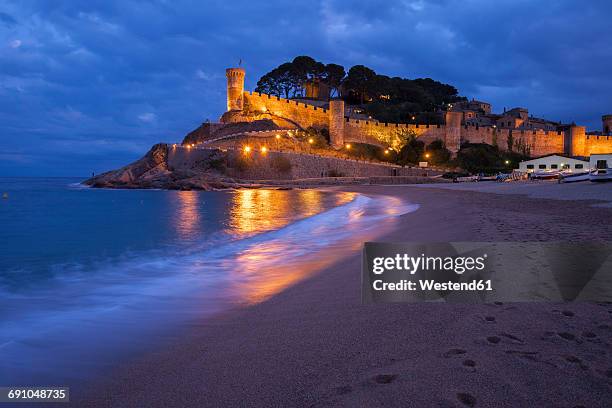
1;0;611;176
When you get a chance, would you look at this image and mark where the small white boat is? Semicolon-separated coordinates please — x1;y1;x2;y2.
456;175;479;182
559;171;590;183
589;168;612;182
531;170;560;180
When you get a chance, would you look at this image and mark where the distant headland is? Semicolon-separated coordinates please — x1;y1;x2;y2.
85;56;612;190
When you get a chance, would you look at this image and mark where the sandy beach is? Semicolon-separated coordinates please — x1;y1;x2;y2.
79;183;612;407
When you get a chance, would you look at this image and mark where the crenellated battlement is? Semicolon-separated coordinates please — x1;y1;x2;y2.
224;67;612;157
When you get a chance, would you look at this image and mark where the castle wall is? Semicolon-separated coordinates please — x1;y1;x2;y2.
584;135;612;154
225;150;441;180
224;69;612;158
243;91;329;130
167;146;443;180
343;119;447;148
457;125;565;156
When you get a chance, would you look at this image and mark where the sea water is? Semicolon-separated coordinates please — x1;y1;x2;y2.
0;177;417;386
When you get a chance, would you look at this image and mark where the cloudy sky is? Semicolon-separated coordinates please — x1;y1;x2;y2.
1;0;611;176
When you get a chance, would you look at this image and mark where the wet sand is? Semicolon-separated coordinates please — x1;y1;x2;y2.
79;185;612;407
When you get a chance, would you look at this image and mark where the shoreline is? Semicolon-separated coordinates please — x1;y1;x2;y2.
79;184;612;407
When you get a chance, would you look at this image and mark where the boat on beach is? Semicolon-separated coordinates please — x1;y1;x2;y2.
559;171;590;183
589;168;612;182
530;170;560;180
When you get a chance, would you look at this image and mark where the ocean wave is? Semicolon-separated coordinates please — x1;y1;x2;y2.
0;192;418;384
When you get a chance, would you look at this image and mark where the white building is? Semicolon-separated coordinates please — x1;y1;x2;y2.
589;153;612;170
517;155;589;173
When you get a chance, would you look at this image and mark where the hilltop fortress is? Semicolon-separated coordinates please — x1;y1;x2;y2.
220;67;612;158
85;66;611;190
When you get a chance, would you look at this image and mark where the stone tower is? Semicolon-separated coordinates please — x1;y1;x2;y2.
226;68;245;112
329;99;345;148
602;114;612;135
444;111;463;154
568;125;586;157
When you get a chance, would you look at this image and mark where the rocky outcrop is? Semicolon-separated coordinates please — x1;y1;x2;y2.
83;143;237;190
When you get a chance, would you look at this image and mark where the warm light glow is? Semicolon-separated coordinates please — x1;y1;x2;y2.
425;153;430;159
191;144;195;148
244;146;251;153
505;160;510;164
186;144;191;149
261;146;267;153
174;191;200;240
227;190;356;304
173;144;177;148
308;138;314;144
411;116;416;120
384;149;389;155
275;134;281;139
345;143;351;149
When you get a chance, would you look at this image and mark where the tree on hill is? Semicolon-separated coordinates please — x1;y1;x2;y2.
255;56;333;98
292;56;325;81
342;65;377;105
255;62;302;98
324;63;345;97
255;56;465;123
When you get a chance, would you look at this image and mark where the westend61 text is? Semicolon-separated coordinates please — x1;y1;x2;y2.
372;279;493;292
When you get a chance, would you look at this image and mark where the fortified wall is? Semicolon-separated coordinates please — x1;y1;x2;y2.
220;67;610;158
167;146;443;180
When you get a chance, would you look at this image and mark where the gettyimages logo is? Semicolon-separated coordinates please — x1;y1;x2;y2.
372;253;488;275
362;242;612;303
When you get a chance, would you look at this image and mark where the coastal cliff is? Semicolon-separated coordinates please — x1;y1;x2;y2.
83;143;236;190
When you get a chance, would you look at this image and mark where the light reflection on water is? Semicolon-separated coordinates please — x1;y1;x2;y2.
226;189;357;236
175;191;201;240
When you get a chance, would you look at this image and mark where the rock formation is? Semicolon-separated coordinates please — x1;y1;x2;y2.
83;143;236;190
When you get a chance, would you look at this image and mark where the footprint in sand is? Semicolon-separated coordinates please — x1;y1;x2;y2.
444;348;467;358
373;374;397;384
487;336;501;344
456;392;477;407
500;332;524;344
562;310;574;317
334;385;352;395
558;332;576;341
462;359;476;368
565;355;589;370
581;331;597;339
